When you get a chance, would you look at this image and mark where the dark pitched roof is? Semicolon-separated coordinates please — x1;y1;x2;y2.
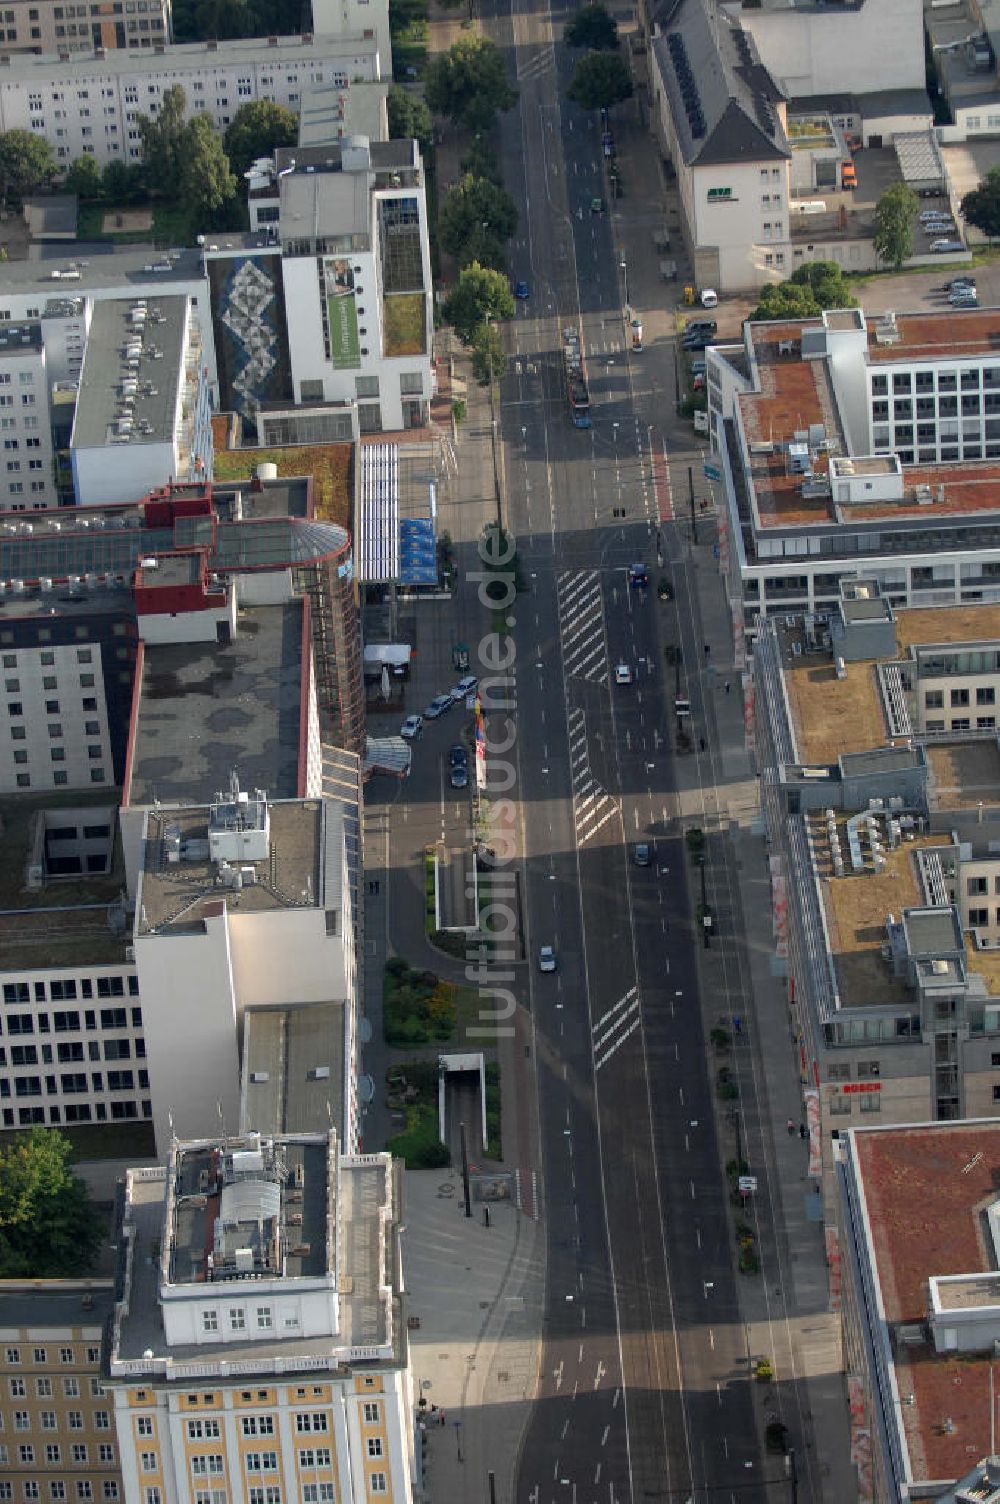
651;0;790;168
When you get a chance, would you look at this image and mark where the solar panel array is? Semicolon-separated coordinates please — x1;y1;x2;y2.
665;30;705;140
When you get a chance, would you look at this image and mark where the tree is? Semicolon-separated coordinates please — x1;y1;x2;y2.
0;1129;103;1278
471;322;506;384
566;50;633;112
444;262;516;341
223;100;297;181
0;130;56;207
63;156;103;202
179;114;239;223
102;159;145;204
565;3;618;50
873;182;918;270
751;261;856;321
460;137;502;186
961;165;1000;241
439;174;518;267
425;37;518;132
386;87;433;153
136;83;189;197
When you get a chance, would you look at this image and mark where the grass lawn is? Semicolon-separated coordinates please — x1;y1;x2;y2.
212;445;353;528
385;1059;447;1168
383;292;426;357
77;200;196;247
62;1121;157;1162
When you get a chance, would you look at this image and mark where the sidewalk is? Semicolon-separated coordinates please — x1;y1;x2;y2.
676;533;855;1504
403;1169;544;1504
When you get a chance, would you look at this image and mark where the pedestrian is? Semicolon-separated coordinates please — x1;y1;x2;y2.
704;642;711;657
724;680;731;694
439;1411;446;1427
799;1122;808;1140
699;736;706;752
786;1117;796;1136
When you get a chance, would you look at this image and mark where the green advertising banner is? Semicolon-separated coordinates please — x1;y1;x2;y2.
327;290;360;369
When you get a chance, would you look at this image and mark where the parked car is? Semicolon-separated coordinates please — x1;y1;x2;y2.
451;674;478;703
931;239;966;253
950;295;980;308
685;318;717;336
424;695;452;719
920;207;953;221
400;714;423;740
700;288;719;308
942;277;976;291
538;945;557;973
690;358;707;376
682;333;716;352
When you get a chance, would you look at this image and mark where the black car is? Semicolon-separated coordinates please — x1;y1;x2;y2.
682;333;716;352
449;743;468;768
684;318;717;336
628;562;649;588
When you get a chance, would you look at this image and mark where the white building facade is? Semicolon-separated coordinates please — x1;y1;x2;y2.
0;33;379;164
0;322;58;510
273;138;433;435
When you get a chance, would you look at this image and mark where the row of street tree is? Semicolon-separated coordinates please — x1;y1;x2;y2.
429;5;633;379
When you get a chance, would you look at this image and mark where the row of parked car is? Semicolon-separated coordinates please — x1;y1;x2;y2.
919;206;964;255
400;674;479;785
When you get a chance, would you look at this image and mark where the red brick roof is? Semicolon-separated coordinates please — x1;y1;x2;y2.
853;1123;1000;1484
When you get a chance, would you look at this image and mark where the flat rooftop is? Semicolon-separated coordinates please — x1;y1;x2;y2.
0;791;129;970
813;824;941;1008
73;294;187;451
850;1122;1000;1487
112;1134;399;1377
0;1282;114;1331
0;32;376;82
136;798;324;936
243;1004;347;1138
0;247;206;300
927;742;1000;811
783;603;1000;768
128;602;305;807
736;310;1000;534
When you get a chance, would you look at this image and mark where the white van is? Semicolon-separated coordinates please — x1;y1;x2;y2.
700;288;719;309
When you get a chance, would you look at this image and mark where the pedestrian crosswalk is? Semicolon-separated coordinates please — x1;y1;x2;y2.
556;569;608;684
567;707;619;847
516;43;554;82
592;985;641;1073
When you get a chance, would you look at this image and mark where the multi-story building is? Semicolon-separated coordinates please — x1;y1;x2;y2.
0;1281;123;1503
0;34;380;166
708;306;1000;642
752;581;1000;1191
0;477;365;1145
106;1129;413;1503
0;321;58;510
71;295;213;507
648;0;793;291
311;0;391;86
0;252;214;402
718;0;925;101
241;136;433;437
0;0;171;59
836;1119;1000;1500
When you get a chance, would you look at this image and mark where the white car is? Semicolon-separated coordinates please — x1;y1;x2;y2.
615;663;633;685
538;945;557;973
931;239;965;253
700;288;719;309
400;714;423;740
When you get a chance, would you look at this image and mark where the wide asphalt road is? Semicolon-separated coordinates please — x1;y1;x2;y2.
474;0;769;1499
